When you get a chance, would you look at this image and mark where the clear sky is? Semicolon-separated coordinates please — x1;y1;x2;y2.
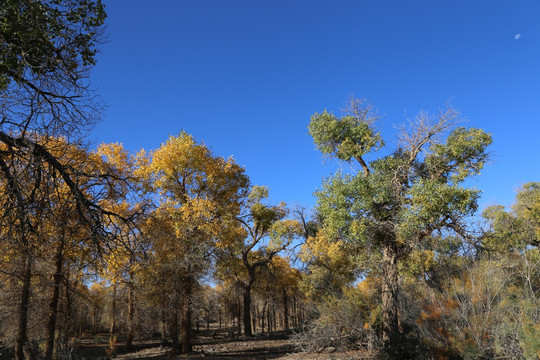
91;0;540;212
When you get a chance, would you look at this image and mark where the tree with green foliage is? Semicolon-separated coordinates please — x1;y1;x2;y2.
308;98;492;356
1;0;106;137
482;182;539;253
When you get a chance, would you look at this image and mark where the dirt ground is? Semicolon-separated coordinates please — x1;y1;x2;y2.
108;330;376;360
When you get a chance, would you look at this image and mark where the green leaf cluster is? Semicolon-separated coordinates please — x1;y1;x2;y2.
308;111;383;162
0;0;106;89
309;103;492;271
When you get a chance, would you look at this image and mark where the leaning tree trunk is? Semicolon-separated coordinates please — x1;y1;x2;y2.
44;239;65;360
381;241;402;355
15;253;32;360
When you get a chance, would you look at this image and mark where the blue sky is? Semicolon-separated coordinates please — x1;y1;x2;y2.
91;0;540;212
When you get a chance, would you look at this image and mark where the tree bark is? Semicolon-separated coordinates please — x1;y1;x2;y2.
267;304;271;332
381;242;402;354
63;271;73;344
109;281;117;339
261;301;267;333
251;306;257;333
171;306;179;351
44;240;65;360
242;287;253;336
292;295;297;328
180;274;193;353
15;253;32;360
160;306;167;346
272;305;277;331
236;295;242;335
92;305;98;335
282;287;289;331
126;272;134;352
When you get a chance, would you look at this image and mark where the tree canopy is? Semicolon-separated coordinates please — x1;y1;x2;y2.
308;99;492;356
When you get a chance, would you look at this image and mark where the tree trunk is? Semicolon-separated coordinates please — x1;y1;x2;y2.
267;304;271;332
251;306;257;333
44;240;65;360
92;305;98;335
292;295;297;328
242;287;253;336
63;272;73;347
381;242;402;353
160;306;167;346
236;295;242;335
180;275;193;353
109;281;117;339
15;253;32;360
171;306;179;351
261;301;267;333
282;287;289;331
126;272;134;352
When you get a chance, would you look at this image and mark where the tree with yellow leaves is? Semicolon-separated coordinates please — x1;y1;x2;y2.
299;227;360;300
0;137;142;359
217;186;303;336
139;131;249;353
96;142;148;352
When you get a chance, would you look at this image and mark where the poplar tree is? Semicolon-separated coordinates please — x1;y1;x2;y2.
140;132;249;352
308;99;492;356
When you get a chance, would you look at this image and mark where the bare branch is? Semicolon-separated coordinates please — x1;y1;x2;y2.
398;105;460;164
341;96;380;126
